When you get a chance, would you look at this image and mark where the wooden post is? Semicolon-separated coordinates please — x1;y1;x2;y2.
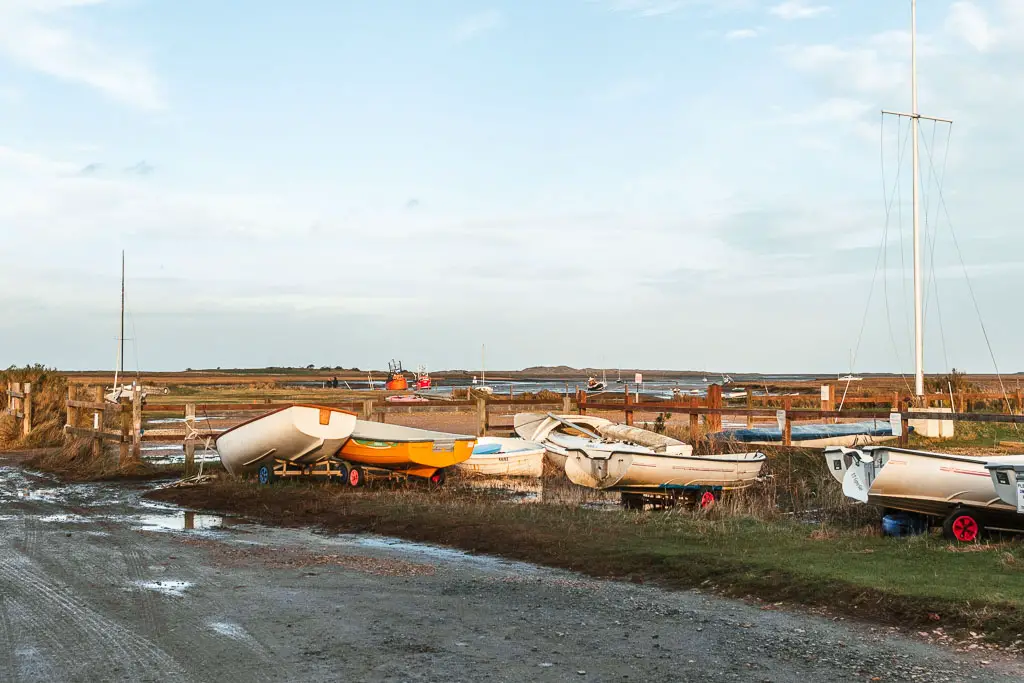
92;386;104;457
131;385;142;462
688;398;700;442
579;390;588;415
783;396;793;447
361;400;374;421
476;397;487;437
21;383;32;437
1017;389;1022;415
707;384;722;433
184;403;196;476
746;388;754;429
624;386;634;426
66;385;76;435
562;394;571;414
119;399;131;465
892;391;900;411
899;416;910;447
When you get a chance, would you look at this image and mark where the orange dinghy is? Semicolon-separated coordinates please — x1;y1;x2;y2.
339;421;475;482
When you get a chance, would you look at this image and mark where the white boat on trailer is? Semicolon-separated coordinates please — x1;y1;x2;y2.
456;436;546;478
826;445;1024;541
215;405;358;482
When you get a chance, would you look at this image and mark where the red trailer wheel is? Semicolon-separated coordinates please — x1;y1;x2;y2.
943;508;980;542
699;491;716;509
348;466;365;488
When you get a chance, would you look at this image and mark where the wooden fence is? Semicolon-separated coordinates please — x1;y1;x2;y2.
4;382;32;437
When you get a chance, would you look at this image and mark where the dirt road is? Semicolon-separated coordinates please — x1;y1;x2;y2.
0;460;1019;682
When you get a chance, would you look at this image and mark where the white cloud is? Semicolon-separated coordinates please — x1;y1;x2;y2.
770;1;829;21
453;9;503;42
725;28;761;40
0;0;163;109
946;2;994;52
596;0;756;18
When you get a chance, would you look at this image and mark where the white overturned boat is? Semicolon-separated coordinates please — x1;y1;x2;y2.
514;413;619;467
826;445;1024;540
456;436;545;478
215;405;358;477
517;412;766;494
557;432;765;492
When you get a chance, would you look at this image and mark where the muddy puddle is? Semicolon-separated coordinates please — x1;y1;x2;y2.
134;511;232;531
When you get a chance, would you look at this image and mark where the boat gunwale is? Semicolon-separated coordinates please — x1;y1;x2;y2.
867;446;1024;466
562;444;765;463
213;403;358;444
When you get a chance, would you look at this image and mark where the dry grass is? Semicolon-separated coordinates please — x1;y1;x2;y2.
0;365;68;450
25;438;182;482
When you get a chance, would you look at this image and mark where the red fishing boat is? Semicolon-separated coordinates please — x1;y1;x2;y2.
385;360;408;391
415;365;432;390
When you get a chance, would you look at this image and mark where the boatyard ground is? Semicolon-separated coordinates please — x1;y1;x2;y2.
151;474;1024;649
2;451;1023;683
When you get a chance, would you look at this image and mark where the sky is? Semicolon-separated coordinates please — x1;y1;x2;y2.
0;0;1022;374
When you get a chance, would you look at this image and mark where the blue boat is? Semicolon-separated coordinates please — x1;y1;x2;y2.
712;420;907;447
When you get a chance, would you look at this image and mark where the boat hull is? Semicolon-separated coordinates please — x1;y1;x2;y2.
513;413;614;468
832;446;1024;521
215;405;358;476
456;437;545;477
987;463;1024;510
564;448;766;491
339;420;475;478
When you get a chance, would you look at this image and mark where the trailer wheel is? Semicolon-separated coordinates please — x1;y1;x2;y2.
335;461;351;485
699;491;716;509
348;466;365;488
429;468;446;487
257;464;274;486
943;508;981;542
621;493;644;510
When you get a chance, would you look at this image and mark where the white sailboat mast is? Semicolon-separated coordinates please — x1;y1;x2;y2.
882;1;952;400
911;0;924;397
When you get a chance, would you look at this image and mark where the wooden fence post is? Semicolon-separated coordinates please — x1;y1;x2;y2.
707;384;722;433
21;383;32;437
361;400;374;421
184;403;196;476
92;386;104;457
783;396;793;447
624;386;634;426
579;390;588;415
1017;389;1023;415
562;394;571;414
688;398;700;442
476;397;487;437
131;385;142;462
746;388;754;429
119;399;131;465
899;415;910;447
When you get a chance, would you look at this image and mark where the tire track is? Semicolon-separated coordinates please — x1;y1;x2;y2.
115;540;164;637
0;553;187;682
0;594;18;683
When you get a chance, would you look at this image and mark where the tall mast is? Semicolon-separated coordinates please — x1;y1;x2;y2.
883;1;950;400
911;0;923;397
120;250;125;377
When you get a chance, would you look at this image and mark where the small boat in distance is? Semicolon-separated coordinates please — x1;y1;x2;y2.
457;437;546;477
587;376;607;392
415;365;432;389
385;360;408;391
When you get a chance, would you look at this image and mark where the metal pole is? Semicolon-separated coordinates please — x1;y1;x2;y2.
911;0;924;397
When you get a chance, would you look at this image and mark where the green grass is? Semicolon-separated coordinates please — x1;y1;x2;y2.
149;477;1024;644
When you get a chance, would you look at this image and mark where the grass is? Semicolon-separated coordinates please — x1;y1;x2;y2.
149;475;1024;646
0;365;68;451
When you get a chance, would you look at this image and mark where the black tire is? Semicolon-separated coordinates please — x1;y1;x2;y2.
334;461;351;485
429;468;446;487
943;508;982;542
347;465;365;488
257;464;275;486
621;493;644;510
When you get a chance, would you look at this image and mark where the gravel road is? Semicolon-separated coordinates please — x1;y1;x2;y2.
0;459;1020;683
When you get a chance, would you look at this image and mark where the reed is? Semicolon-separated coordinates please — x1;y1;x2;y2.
0;365;68;450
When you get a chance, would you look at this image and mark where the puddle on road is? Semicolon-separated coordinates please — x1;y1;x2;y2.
328;534;543;574
135;512;227;531
38;513;89;523
136;579;192;597
208;621;259;645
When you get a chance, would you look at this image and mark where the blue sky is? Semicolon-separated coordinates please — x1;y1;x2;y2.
0;0;1022;374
